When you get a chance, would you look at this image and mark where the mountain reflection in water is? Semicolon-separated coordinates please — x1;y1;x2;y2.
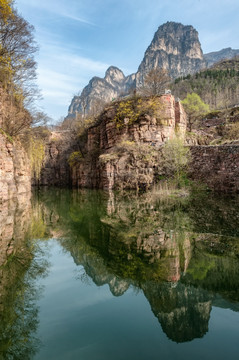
1;188;239;358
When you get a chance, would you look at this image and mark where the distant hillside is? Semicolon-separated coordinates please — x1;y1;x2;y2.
172;58;239;109
204;48;239;67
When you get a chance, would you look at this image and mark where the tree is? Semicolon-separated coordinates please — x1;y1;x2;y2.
139;68;170;96
0;2;39;136
0;0;12;21
0;6;38;98
181;93;210;131
161;136;190;186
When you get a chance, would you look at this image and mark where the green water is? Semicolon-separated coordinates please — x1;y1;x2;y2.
1;189;239;359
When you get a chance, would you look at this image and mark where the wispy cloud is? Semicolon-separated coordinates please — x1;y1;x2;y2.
60;13;96;26
35;39;110;119
16;0;95;26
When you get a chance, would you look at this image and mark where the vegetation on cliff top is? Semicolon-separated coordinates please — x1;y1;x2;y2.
172;57;239;110
0;1;48;136
0;1;50;181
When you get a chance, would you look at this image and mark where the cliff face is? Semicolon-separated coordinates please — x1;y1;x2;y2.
33;131;75;187
67;66;135;118
0;133;31;202
67;22;207;118
71;94;187;190
66;20;239;119
136;22;206;86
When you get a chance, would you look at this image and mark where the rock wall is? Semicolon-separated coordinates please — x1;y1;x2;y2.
35;131;75;187
72;95;187;190
0;193;31;268
0;133;31;202
190;145;239;192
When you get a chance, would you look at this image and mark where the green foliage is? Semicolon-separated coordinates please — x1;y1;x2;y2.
186;254;216;280
172;58;239;110
28;137;45;181
0;1;40;138
182;93;210;117
181;93;210;131
68;151;83;168
161;137;191;187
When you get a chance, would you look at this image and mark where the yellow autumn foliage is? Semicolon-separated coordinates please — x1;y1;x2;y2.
0;0;13;22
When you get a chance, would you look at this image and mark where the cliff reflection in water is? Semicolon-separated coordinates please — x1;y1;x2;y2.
1;189;239;352
35;188;239;343
0;194;49;359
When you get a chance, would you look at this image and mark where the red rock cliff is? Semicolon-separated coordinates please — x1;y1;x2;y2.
71;95;187;190
0;133;31;202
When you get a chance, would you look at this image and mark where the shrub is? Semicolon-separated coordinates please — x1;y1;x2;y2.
68;151;83;168
161;137;191;187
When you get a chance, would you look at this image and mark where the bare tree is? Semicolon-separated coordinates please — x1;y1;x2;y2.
0;6;38;100
139;68;171;97
0;4;40;136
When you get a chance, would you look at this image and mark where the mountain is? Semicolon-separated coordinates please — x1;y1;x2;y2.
66;22;239;118
136;21;206;87
204;47;239;67
172;57;239;109
67;66;135;118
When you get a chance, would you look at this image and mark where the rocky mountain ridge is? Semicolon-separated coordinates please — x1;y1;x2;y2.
68;66;135;117
204;47;239;68
67;21;239;119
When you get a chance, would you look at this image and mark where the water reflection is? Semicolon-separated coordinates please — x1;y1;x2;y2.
0;195;48;359
1;188;239;357
37;189;239;342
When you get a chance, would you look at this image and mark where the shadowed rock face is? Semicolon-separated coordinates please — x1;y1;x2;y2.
142;281;212;343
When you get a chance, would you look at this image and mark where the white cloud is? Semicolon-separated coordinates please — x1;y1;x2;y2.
16;0;95;26
35;39;110;119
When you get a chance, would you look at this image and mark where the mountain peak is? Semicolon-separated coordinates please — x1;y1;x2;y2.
104;66;125;85
136;22;205;86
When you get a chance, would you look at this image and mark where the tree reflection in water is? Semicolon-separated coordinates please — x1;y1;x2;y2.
1;187;239;357
37;188;239;343
0;195;49;359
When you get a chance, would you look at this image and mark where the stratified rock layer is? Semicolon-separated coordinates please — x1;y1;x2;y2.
0;133;31;202
71;94;187;190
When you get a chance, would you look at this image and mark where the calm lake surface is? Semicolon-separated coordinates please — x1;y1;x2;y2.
1;188;239;359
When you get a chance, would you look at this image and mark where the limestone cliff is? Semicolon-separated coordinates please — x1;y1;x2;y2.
0;133;31;202
66;21;239;119
136;22;206;87
67;66;135;118
34;131;75;187
67;22;206;118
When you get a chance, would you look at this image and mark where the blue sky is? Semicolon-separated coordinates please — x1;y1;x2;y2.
15;0;239;122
